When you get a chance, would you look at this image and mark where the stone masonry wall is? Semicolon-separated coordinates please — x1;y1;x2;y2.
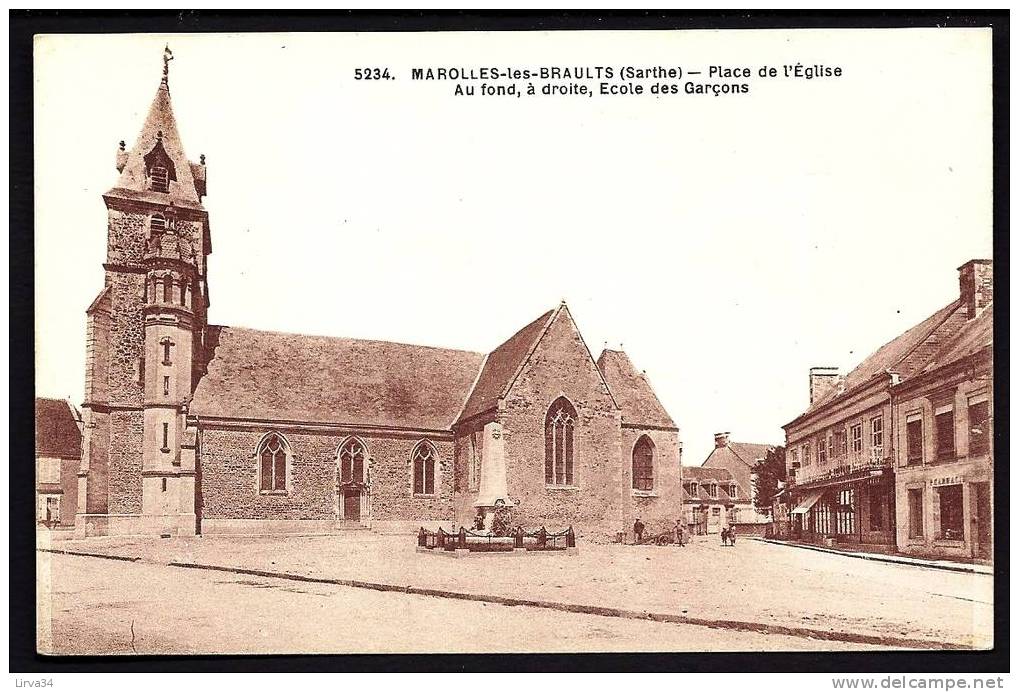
107;209;148;265
621;427;683;537
107;410;143;514
200;427;453;523
84;410;110;514
500;310;623;538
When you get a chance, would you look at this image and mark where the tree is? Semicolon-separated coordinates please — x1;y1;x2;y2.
752;446;786;514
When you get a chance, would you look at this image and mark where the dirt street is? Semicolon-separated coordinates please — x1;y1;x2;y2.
38;551;886;654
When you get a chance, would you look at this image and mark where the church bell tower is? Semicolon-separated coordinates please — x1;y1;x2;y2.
77;47;211;536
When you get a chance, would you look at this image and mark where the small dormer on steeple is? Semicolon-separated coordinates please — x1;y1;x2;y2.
110;46;206;205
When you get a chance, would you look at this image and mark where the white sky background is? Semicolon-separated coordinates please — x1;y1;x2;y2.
34;30;992;465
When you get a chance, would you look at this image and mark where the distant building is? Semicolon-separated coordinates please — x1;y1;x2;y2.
681;466;751;534
892;262;993;561
783;260;993;557
35;398;83;527
701;432;775;521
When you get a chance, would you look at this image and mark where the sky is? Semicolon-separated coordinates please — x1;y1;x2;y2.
33;30;992;465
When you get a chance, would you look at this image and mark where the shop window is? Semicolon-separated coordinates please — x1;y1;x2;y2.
836;488;855;535
968;396;990;455
906;413;923;465
908;488;924;538
937;485;964;540
934;404;956;461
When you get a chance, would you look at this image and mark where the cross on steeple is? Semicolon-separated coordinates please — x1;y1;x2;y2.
162;45;174;86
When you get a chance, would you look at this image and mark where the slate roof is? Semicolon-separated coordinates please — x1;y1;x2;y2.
702;440;773;501
109;74;203;206
920;306;993;374
728;442;774;467
681;466;746;503
456;309;555;422
596;349;676;429
191;326;485;430
802;300;964;416
35;398;82;459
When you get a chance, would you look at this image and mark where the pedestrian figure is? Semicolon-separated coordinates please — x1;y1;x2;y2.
674;519;685;547
633;517;645;544
729;525;737;545
721;527;730;546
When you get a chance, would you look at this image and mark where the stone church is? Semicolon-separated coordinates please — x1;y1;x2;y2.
76;56;682;538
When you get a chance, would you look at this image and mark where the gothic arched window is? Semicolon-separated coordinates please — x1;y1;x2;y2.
339;437;366;484
257;432;289;492
632;435;655;491
412;441;437;495
545;397;576;486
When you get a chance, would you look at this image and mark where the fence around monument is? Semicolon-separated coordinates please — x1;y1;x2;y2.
417;525;576;552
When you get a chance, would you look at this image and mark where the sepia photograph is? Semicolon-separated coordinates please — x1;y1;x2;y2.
13;11;1006;679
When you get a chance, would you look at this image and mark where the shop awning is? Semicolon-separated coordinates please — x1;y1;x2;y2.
790;489;825;515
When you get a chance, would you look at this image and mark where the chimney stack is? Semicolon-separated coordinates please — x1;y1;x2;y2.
714;432;730;449
958;259;993;319
809;366;840;405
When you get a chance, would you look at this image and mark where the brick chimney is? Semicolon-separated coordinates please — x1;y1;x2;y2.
958;259;993;319
809;366;840;405
714;432;730;449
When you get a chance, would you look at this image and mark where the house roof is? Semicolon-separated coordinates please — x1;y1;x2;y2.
36;398;82;459
920;305;993;375
108;70;203;205
456;309;555;423
596;349;676;429
728;442;774;467
801;300;964;416
683;466;734;481
191;326;486;431
681;466;746;503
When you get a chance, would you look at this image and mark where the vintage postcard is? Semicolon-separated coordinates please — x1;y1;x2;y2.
30;26;995;661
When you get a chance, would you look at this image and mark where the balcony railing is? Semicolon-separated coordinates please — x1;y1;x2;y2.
791;450;890;487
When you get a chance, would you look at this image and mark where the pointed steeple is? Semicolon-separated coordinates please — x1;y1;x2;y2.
110;47;204;206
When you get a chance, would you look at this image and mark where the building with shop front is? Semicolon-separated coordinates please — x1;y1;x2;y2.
783;260;992;554
36;398;83;528
73;52;683;539
892;261;993;561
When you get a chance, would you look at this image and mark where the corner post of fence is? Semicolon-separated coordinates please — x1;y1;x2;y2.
514;526;524;549
567;526;576;548
537;526;547;548
418;527;426;547
458;526;467;549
